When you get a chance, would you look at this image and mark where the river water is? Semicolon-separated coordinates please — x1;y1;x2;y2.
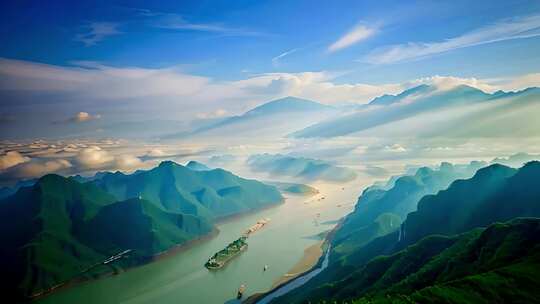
37;182;364;304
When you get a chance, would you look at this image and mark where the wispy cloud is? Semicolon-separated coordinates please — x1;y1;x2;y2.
272;48;298;66
364;14;540;64
143;10;263;36
328;24;376;53
74;22;121;46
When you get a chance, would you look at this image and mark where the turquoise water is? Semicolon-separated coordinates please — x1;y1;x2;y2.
37;182;362;304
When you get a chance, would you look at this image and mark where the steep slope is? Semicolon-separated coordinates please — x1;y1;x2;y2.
77;198;212;257
399;162;540;247
332;161;485;258
93;161;283;218
0;175;213;301
302;218;540;304
0;175;118;300
0;162;282;301
273;161;540;303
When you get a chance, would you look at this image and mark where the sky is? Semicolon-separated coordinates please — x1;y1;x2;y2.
1;1;540;186
0;1;540;148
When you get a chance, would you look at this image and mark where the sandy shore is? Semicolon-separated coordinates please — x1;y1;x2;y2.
271;241;324;288
243;240;325;304
244;220;343;304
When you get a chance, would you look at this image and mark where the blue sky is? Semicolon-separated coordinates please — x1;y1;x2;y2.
2;0;540;80
1;0;540;138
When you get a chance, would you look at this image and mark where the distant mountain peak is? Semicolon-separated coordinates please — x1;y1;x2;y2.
245;96;333;116
158;160;178;168
368;84;434;106
186;160;211;171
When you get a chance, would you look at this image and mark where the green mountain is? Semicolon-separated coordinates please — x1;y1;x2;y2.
185;160;211;171
299;218;540;304
0;161;282;301
93;160;283;218
332;161;485;258
264;181;319;195
272;161;540;303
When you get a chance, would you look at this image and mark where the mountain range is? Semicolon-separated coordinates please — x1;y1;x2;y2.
0;161;282;301
272;161;540;303
247;153;357;182
292;85;540;138
332;161;486;258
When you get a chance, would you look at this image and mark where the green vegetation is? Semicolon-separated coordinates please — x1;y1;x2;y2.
0;161;283;301
205;236;248;269
271;161;540;304
349;218;540;304
95;160;283;218
332;161;485;259
265;181;319;196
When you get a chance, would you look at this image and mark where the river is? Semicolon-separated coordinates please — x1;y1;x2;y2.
37;182;364;304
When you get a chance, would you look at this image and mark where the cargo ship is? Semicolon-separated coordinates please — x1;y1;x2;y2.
244;218;270;235
204;236;248;270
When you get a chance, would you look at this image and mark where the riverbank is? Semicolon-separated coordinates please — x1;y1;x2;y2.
31;227;220;301
31;198;286;302
243;219;343;304
271;240;323;288
36;182;362;304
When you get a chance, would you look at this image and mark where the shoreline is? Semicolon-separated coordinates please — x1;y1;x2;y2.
271;240;324;288
30;199;285;302
243;219;343;304
30;228;220;302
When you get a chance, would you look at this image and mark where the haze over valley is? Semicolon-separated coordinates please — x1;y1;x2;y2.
2;1;540;303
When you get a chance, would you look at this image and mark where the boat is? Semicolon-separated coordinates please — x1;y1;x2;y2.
244;218;270;235
237;284;246;299
204;236;248;270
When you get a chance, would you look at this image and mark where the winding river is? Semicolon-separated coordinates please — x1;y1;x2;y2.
37;182;363;304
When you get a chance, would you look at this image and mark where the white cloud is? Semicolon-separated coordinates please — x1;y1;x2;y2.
145;149;167;157
75;146;114;169
329;24;375;52
75;146;143;171
384;144;407;153
115;154;143;169
0;58;212;100
149;12;262;36
55;112;101;124
75;22;121;46
364;14;540;64
491;73;540;91
0;151;30;170
272;49;298;66
407;75;497;93
73;112;100;122
0;159;72;180
1;57;539;126
196;109;228;119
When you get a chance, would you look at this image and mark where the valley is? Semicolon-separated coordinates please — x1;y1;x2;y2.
35;181;364;304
